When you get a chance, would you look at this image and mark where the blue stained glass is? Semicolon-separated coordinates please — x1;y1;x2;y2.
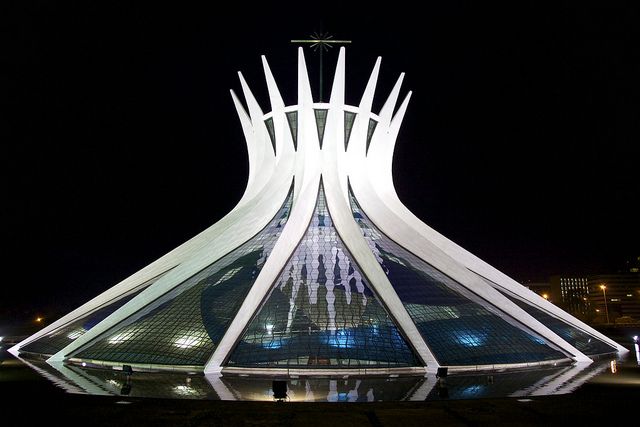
455;332;487;347
325;329;355;348
349;189;568;366
226;184;420;368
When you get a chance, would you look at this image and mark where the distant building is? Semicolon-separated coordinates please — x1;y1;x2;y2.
588;272;640;324
550;276;590;318
624;255;640;274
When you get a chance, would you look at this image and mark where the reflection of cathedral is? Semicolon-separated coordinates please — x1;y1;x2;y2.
11;48;626;376
21;355;612;402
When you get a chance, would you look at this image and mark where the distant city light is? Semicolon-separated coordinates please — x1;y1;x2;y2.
542;293;549;300
35;317;43;323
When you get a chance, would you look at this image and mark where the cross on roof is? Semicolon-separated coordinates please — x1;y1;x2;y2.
292;32;351;102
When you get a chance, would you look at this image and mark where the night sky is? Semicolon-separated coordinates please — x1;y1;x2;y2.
2;3;638;329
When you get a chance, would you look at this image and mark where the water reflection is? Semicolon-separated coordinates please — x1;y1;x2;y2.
215;375;431;402
9;355;631;402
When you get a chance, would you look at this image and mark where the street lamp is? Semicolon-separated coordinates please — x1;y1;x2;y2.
600;284;610;324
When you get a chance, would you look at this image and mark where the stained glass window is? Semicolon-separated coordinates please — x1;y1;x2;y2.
314;109;328;148
227;184;420;368
286;111;298;150
365;119;378;154
344;111;357;150
264;117;276;155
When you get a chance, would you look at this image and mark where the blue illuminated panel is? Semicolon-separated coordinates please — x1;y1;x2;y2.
227;185;420;368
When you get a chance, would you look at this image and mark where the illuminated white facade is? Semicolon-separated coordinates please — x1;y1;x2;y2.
10;48;627;375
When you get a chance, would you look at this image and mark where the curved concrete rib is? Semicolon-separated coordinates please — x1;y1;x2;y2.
204;50;321;373
366;89;626;354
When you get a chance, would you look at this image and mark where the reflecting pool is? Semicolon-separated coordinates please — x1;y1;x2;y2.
5;349;638;402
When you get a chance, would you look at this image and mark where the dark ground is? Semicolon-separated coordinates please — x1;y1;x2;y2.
2;348;639;426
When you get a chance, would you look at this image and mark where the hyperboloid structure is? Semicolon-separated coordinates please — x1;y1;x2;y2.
11;48;627;376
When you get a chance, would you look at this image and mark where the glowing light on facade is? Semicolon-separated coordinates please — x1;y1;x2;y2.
174;336;204;349
67;328;86;340
108;332;131;345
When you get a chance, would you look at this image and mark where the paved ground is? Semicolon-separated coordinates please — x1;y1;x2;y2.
2;353;639;426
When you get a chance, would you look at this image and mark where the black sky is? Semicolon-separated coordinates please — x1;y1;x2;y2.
2;2;638;326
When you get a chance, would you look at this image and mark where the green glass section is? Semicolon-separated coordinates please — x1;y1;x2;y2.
264;117;276;155
365;119;378;155
227;184;420;368
72;187;294;366
20;286;149;357
314;109;328;148
286;111;298;150
344;111;357;150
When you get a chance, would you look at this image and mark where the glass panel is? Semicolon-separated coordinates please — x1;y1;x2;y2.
344;111;357;150
72;187;294;366
264;117;276;155
491;285;617;356
314;109;328;148
227;185;420;368
365;119;378;154
349;189;568;366
19;282;154;357
286;111;298;151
